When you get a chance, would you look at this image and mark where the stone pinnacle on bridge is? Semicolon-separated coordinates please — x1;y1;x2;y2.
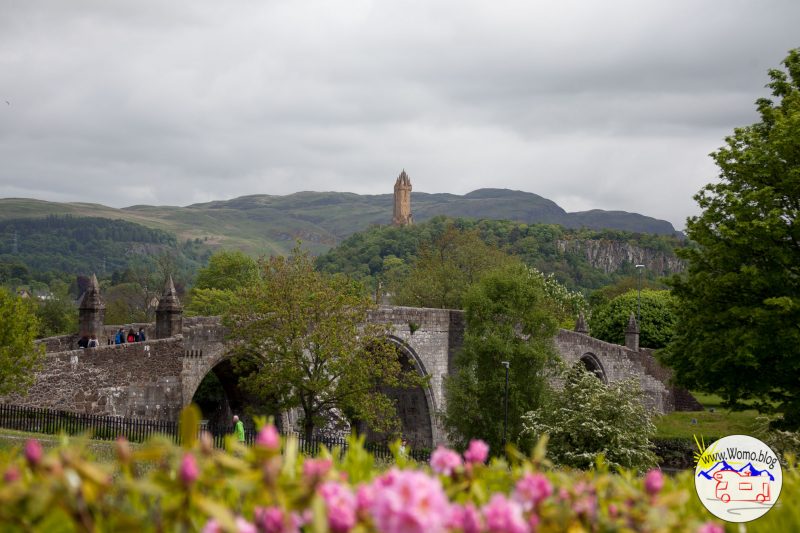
625;312;640;352
79;273;104;310
156;275;183;339
78;273;105;340
157;275;181;311
574;312;588;334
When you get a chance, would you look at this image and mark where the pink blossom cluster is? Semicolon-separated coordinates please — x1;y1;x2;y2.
367;468;451;533
8;438;729;533
253;506;304;533
431;439;489;476
319;481;357;532
255;424;281;450
430;446;463;476
513;473;552;511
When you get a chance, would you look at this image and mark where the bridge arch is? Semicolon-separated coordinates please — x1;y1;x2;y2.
579;352;607;383
372;335;437;450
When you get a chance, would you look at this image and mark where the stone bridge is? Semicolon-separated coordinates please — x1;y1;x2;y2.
3;278;699;447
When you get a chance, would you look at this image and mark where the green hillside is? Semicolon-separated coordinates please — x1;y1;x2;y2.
317;217;684;293
0;189;679;259
0;216;209;286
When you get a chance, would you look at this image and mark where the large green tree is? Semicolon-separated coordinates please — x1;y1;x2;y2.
443;264;580;452
391;225;517;309
661;49;800;427
186;250;259;317
0;289;44;396
194;250;258;292
225;248;425;440
589;289;677;349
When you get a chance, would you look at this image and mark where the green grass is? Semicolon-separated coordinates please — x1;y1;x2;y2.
654;391;772;440
0;428;131;463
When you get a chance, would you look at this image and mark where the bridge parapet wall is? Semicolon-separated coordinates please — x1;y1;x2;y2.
555;329;673;413
2;337;185;420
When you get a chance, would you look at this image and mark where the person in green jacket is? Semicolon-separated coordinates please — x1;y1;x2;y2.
233;415;245;443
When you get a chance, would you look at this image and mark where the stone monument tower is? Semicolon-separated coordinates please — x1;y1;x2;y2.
78;273;104;339
392;169;413;226
156;276;183;339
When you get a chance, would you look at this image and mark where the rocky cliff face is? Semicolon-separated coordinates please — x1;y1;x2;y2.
556;239;685;275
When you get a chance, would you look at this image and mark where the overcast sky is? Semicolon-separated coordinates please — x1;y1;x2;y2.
1;1;798;230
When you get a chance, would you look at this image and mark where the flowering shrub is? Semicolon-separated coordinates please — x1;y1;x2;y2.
522;365;658;471
0;407;798;532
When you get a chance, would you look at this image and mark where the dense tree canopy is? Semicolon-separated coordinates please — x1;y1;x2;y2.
661;49;800;428
186;251;259;317
316;216;684;296
0;289;44;396
391;226;517;309
193;250;258;292
589;289;677;349
443;264;582;452
225;247;424;440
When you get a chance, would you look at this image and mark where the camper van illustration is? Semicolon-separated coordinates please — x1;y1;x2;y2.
713;470;772;503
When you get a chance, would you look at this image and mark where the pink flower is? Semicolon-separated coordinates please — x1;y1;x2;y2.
256;424;280;450
370;468;450;533
430;446;463;476
255;507;290;533
24;439;42;466
3;466;20;483
447;503;482;533
234;517;257;533
303;458;332;483
180;453;199;486
697;523;725;533
356;484;376;516
319;481;357;532
572;495;597;519
483;493;529;533
115;436;132;463
514;473;552;510
608;503;618;518
202;518;257;533
464;439;489;464
202;519;222;533
644;469;664;496
528;513;539;532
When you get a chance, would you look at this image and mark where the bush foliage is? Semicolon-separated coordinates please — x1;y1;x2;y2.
0;406;751;532
522;365;658;472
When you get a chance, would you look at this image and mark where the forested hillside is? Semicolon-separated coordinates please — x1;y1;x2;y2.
0;216;210;287
316;216;685;293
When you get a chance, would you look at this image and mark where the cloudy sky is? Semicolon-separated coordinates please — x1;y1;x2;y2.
1;1;797;229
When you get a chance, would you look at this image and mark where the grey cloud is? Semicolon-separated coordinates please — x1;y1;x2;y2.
1;0;798;231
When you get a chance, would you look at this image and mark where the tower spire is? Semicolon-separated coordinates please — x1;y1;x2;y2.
392;170;413;226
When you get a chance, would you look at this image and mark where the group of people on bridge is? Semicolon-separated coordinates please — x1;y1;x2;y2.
114;327;146;345
76;327;147;349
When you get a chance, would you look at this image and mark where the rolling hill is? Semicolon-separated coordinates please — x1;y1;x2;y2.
0;189;679;256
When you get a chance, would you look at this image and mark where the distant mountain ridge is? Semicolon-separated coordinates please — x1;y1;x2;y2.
0;189;679;255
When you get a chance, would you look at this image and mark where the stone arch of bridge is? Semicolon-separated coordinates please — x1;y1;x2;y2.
381;335;437;450
579;352;607;383
187;355;251;428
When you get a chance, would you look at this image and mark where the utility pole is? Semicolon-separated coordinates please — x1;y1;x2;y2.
635;264;645;324
12;230;18;254
501;361;510;450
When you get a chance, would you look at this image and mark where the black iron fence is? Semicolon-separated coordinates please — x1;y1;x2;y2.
0;404;430;462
